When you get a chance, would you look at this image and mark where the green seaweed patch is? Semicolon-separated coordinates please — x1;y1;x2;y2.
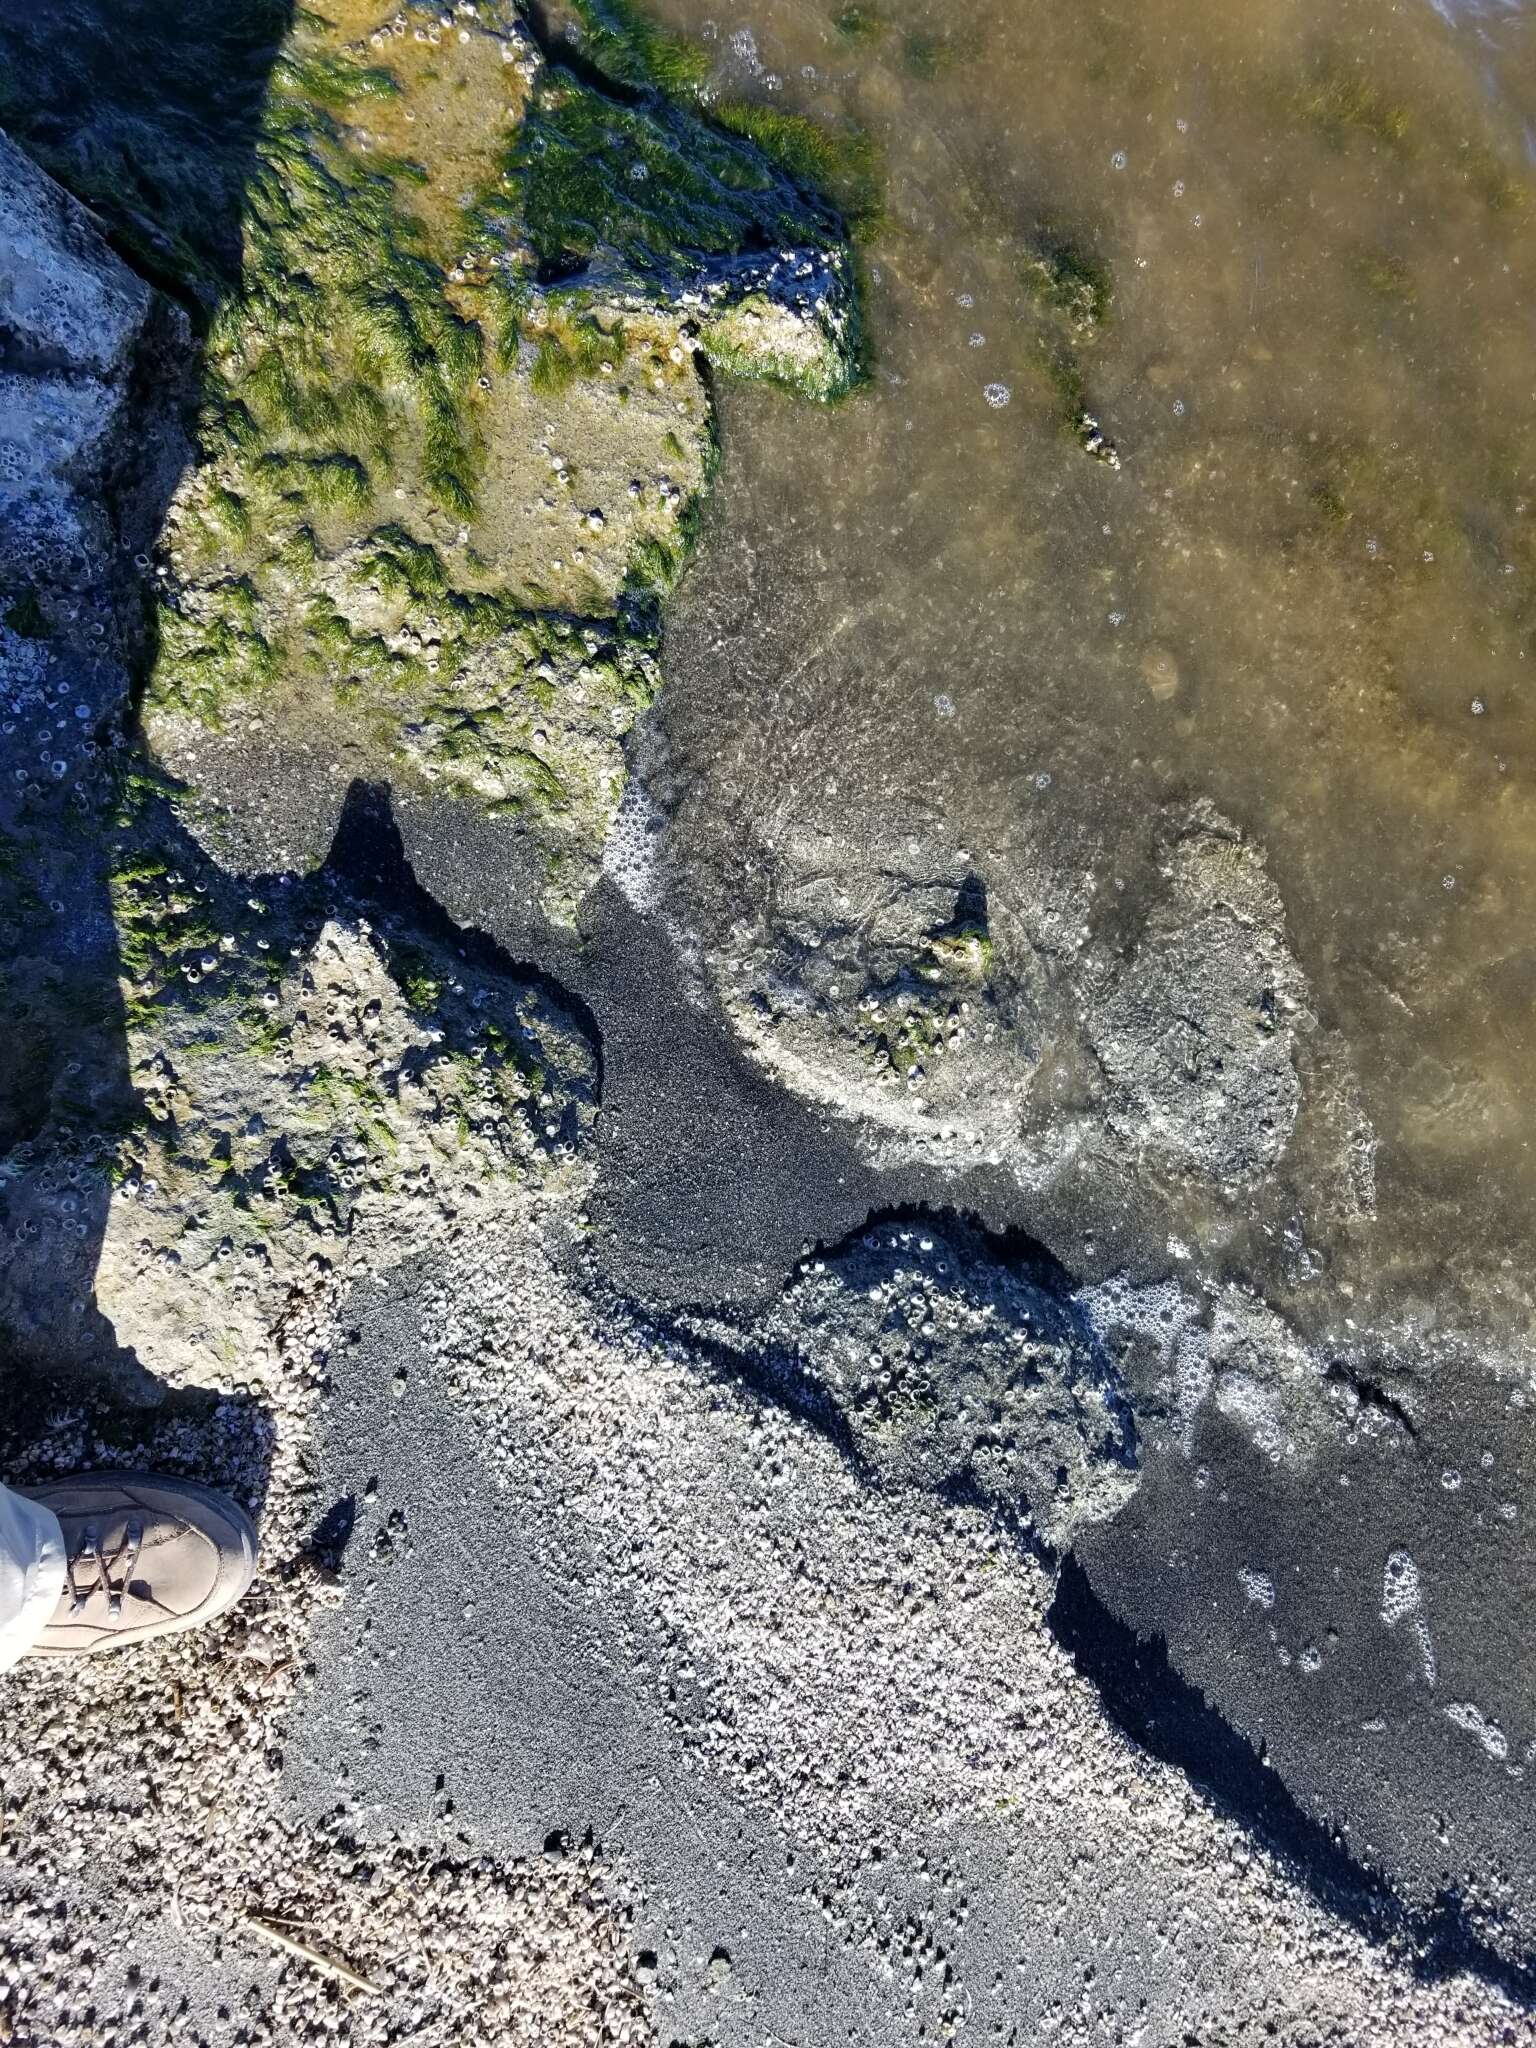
1309;479;1350;527
832;5;886;43
212;50;487;531
512;68;841;276
1457;137;1527;217
1022;235;1112;336
153;584;279;726
1353;249;1416;304
568;0;713;98
922;925;994;979
569;0;883;238
1292;60;1412;154
901;31;964;80
529;315;626;395
713;100;882;236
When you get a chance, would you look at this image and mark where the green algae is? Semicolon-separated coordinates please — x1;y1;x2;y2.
1292;59;1412;155
832;5;886;45
536;0;882;250
1022;236;1112;336
2;0;860;929
568;0;713;98
511;68;843;277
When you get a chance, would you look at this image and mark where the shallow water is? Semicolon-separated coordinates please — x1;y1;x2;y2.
639;0;1536;1329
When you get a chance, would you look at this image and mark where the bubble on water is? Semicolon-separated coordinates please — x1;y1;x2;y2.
602;776;667;913
1238;1567;1275;1609
983;383;1011;408
1380;1549;1422;1625
957;292;975;308
1111;150;1128;170
1173;180;1186;198
1445;1701;1509;1761
1376;1548;1441;1679
1176;117;1189;133
1442;874;1456;891
934;693;956;719
1414;1614;1438;1687
1441;1466;1462;1491
1299;1644;1322;1673
968;332;986;348
1172;399;1186;417
1471;698;1486;715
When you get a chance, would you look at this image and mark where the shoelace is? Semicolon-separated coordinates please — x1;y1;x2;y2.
64;1518;146;1624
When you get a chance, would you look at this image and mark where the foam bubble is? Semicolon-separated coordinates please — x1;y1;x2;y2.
1380;1549;1421;1626
1445;1701;1509;1761
601;776;667;913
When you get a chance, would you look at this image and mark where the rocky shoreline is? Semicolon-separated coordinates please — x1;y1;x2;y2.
1;2;1534;2044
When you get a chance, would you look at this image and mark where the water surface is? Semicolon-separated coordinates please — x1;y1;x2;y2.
643;0;1536;1339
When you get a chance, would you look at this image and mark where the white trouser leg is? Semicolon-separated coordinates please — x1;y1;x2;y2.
0;1482;65;1673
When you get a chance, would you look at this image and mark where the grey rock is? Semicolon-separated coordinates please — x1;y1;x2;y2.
1087;805;1307;1185
687;1211;1138;1547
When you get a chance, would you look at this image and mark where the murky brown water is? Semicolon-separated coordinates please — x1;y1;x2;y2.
642;0;1536;1331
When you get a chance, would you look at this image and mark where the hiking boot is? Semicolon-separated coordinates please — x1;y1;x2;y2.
19;1470;258;1657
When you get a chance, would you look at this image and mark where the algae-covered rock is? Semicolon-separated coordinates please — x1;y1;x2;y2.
0;775;599;1382
11;0;867;922
97;906;596;1378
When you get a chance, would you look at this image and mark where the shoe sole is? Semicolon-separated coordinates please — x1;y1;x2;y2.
26;1468;259;1657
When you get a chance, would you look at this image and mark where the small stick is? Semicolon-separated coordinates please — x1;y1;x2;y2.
243;1914;381;1996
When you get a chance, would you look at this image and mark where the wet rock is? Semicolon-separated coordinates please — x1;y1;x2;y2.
1085;805;1308;1185
696;1211;1138;1547
688;803;1043;1170
1079;1269;1346;1468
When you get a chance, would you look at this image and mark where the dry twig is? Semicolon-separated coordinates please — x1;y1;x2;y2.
243;1913;381;1996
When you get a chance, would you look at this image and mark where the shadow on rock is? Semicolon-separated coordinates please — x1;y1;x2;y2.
0;1;292;1485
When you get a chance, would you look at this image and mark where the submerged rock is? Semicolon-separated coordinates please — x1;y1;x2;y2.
685;801;1044;1170
1086;805;1308;1185
664;783;1313;1211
